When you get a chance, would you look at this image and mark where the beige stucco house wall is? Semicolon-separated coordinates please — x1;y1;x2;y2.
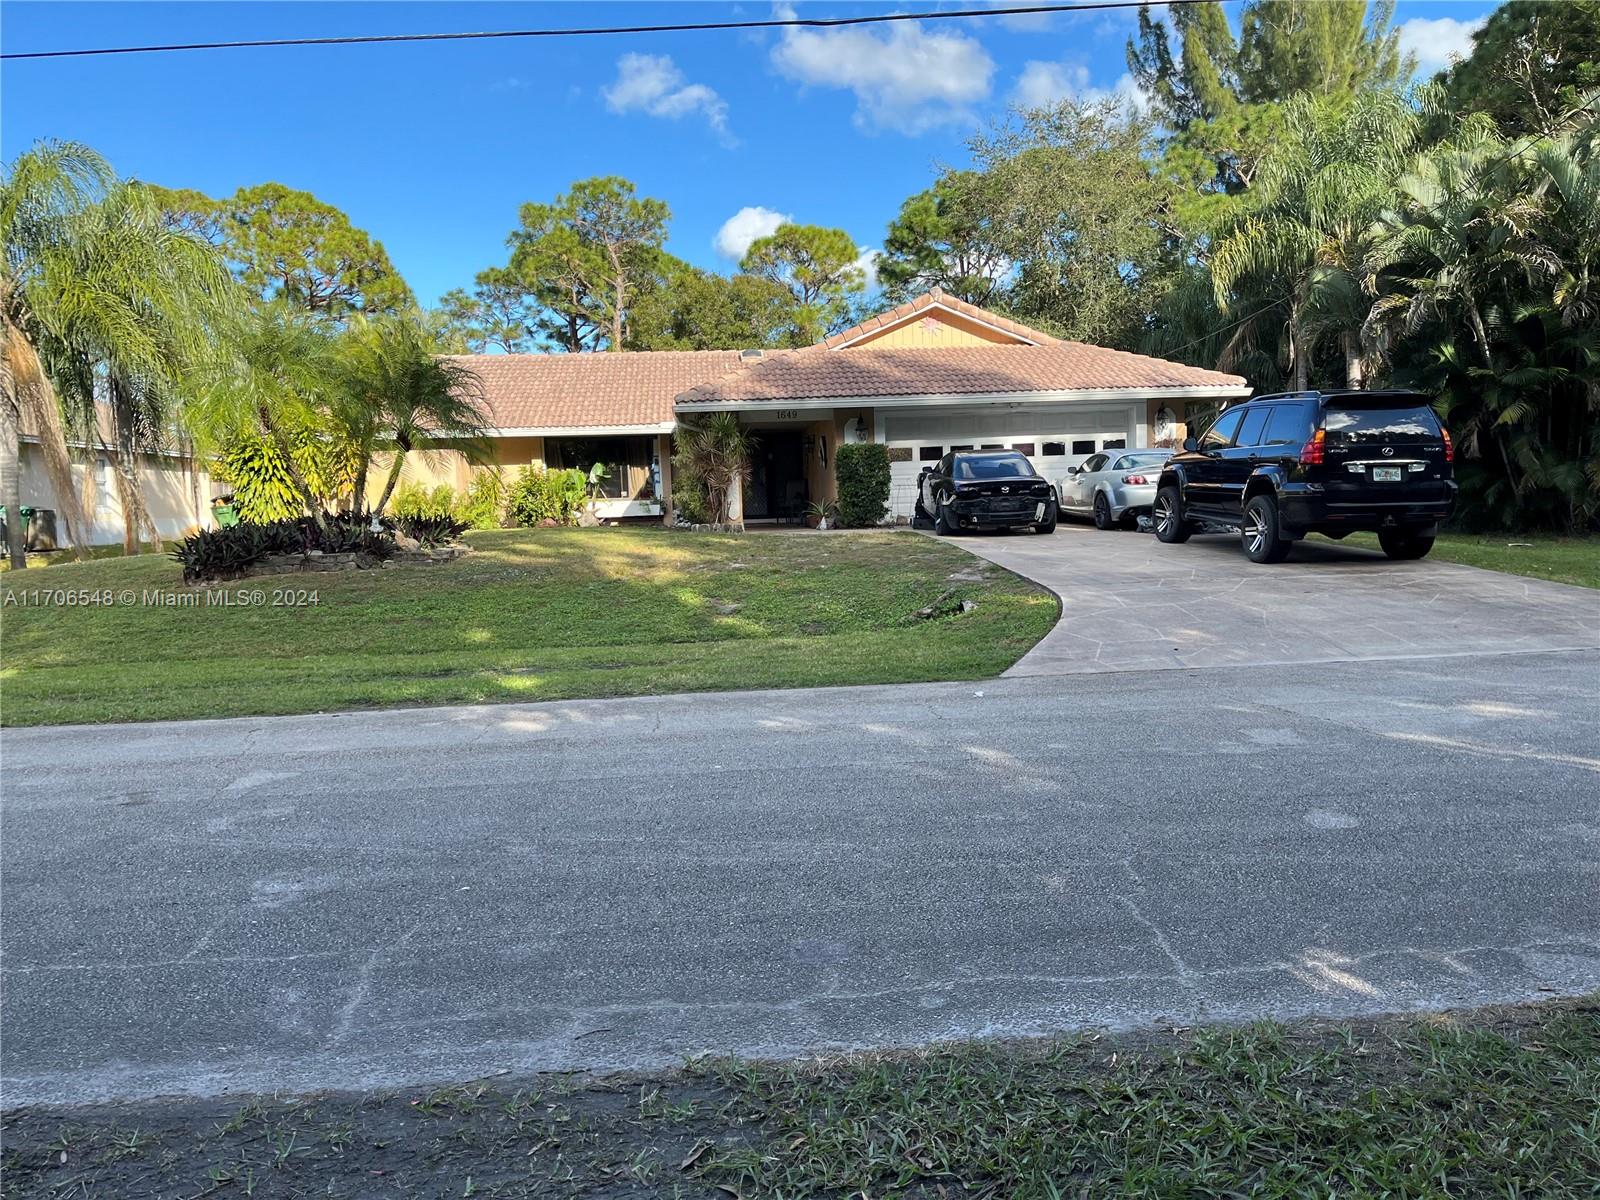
15;439;214;548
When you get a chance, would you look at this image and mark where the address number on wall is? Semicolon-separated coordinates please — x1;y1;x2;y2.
774;409;800;420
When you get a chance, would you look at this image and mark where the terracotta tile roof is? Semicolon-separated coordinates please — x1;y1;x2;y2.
444;350;746;431
446;292;1245;430
675;342;1248;405
819;288;1059;348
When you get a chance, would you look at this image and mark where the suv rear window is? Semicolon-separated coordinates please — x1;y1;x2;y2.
1323;403;1441;446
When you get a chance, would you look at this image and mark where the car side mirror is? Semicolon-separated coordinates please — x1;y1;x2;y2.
1182;436;1198;453
1066;465;1080;475
918;467;931;479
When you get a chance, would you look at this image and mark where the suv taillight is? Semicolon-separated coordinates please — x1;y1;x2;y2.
1441;426;1454;463
1298;428;1326;465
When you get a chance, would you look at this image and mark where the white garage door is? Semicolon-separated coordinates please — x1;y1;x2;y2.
882;404;1141;519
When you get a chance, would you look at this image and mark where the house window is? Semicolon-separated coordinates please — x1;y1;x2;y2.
1102;437;1126;450
980;443;1004;450
1042;442;1066;456
546;437;650;499
1071;439;1095;455
918;445;943;461
950;444;973;452
1012;442;1036;456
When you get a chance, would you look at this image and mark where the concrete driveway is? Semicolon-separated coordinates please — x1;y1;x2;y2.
952;525;1600;676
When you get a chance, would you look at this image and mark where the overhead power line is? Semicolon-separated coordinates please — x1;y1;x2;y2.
1;0;1212;62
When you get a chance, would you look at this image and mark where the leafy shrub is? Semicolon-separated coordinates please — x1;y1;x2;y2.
457;469;506;530
214;429;356;524
833;442;891;527
173;517;395;582
390;483;458;521
506;466;589;526
395;513;471;545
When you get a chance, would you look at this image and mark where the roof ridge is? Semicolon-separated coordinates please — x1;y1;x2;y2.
817;289;1059;349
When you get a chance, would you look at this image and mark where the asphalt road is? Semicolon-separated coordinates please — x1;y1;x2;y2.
4;648;1599;1107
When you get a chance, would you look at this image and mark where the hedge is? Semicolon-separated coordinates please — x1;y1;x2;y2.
834;442;891;527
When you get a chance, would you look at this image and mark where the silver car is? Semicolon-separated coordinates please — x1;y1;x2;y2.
1057;448;1174;530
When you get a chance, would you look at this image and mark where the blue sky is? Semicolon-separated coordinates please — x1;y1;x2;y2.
3;1;1500;307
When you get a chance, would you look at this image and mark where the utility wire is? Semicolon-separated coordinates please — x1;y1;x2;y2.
1;0;1212;62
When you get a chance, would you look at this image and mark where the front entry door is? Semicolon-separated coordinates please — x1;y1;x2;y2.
743;431;808;520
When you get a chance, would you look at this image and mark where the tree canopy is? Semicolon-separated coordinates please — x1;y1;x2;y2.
149;182;412;318
1438;0;1600;135
505;176;670;352
739;223;866;345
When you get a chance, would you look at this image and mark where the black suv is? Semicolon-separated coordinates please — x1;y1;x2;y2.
1153;390;1456;563
918;450;1058;534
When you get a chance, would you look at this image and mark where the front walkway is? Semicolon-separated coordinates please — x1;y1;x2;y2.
949;525;1600;676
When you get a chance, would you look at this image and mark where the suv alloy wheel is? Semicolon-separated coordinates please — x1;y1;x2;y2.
1153;486;1190;544
1242;494;1292;563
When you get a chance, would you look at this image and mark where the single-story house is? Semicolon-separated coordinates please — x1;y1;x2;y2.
425;289;1250;523
7;289;1249;546
11;419;215;549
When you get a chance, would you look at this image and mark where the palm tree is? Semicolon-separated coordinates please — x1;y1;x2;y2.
1210;90;1426;390
1;141;111;565
1366;113;1599;527
190;304;346;531
44;182;232;552
672;414;757;529
334;312;490;519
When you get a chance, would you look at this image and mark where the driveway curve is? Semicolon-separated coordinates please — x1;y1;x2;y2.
949;526;1600;676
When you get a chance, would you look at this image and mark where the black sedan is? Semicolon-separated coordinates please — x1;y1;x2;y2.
916;450;1058;534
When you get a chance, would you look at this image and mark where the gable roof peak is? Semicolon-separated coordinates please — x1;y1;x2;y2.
818;289;1058;350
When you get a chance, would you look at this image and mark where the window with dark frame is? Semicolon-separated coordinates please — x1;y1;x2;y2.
546;436;648;499
1071;439;1095;455
1102;437;1126;450
918;445;942;461
951;444;973;452
1042;441;1066;455
1012;442;1036;456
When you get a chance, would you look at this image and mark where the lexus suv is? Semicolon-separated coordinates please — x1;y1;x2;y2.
918;450;1058;534
1152;390;1457;563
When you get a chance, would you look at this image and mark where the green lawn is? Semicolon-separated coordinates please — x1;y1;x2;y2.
0;528;1056;727
1312;531;1600;589
5;999;1596;1198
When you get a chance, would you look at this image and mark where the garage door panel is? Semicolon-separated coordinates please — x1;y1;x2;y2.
883;405;1140;519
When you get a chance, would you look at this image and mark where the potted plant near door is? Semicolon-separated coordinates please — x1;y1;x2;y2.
804;500;837;530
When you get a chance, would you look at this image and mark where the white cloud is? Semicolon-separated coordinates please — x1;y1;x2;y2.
1012;62;1148;113
1397;16;1486;75
714;205;792;260
851;248;881;290
769;2;995;132
602;53;730;138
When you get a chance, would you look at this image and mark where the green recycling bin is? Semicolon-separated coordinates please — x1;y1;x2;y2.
212;502;240;528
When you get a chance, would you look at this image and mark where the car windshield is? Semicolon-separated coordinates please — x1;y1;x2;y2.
955;454;1036;480
1323;403;1440;445
1113;453;1169;470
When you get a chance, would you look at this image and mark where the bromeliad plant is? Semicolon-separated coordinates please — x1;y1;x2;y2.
172;516;395;582
394;512;471;545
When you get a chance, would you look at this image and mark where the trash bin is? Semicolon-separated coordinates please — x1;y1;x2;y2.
212;502;240;528
23;507;58;552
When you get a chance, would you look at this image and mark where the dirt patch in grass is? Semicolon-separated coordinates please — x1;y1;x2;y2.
6;997;1597;1198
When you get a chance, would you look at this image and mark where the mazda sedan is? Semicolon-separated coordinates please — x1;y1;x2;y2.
917;450;1058;534
1058;448;1174;530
